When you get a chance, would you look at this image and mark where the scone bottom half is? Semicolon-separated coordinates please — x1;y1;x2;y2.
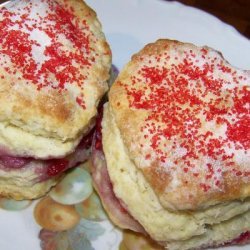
0;0;111;199
91;39;250;250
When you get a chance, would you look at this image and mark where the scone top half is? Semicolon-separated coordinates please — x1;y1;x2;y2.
107;39;250;211
0;0;111;158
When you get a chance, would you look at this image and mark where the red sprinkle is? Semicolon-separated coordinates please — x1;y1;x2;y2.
120;43;249;192
0;0;97;109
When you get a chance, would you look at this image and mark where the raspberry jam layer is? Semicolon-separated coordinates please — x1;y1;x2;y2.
0;129;94;182
91;109;145;233
226;231;250;246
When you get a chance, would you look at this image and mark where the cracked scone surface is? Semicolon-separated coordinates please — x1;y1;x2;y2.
108;39;249;211
0;0;111;158
102;104;250;249
102;39;250;249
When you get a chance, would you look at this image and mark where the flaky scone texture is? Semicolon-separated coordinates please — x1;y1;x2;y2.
102;104;250;250
0;170;60;200
108;39;250;211
0;0;111;158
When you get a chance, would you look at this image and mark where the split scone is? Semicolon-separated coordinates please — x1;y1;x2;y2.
0;0;111;199
91;39;250;249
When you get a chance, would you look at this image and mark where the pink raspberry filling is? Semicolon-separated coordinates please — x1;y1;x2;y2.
0;128;95;183
226;231;250;246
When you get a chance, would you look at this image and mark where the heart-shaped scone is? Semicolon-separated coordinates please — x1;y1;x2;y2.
92;39;250;250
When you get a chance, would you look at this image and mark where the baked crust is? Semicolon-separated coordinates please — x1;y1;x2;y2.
0;173;60;200
108;39;250;210
0;0;111;155
102;103;250;249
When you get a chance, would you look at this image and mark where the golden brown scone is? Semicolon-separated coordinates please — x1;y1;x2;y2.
98;39;250;249
102;104;250;249
108;39;249;211
0;174;60;200
0;0;111;158
0;0;111;199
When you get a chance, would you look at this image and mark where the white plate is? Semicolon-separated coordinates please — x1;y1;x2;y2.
0;0;249;249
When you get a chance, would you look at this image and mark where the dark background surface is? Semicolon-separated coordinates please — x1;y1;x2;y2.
166;0;250;39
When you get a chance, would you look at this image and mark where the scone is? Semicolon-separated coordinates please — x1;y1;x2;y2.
0;0;111;199
91;39;250;249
